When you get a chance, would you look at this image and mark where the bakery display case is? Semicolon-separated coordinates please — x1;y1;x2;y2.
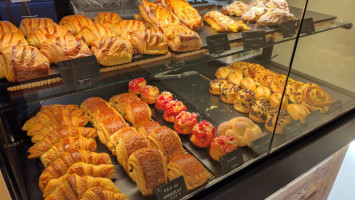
0;0;354;200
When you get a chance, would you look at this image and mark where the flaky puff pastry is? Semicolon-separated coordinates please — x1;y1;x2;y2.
168;154;209;190
161;24;202;52
137;121;161;136
77;24;116;46
287;104;310;124
221;1;248;17
129;28;169;55
127;147;168;196
81;187;127;200
19;17;57;37
81;97;114;121
94;12;122;28
115;20;146;40
59;15;94;36
40;34;91;64
106;127;138;154
123;100;151;127
0;45;50;82
91;36;133;66
0;33;28;51
27;25;72;48
203;11;249;32
109;93;141;116
0;21;23;36
116;131;150;173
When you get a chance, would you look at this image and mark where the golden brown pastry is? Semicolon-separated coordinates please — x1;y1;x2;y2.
127;147;168;196
27;25;72;48
161;24;202;52
43;174;121;198
129;28;169;55
242;3;268;23
140;85;160;104
122;100;151;127
109;93;141;115
287;104;310;123
234;88;255;113
257;8;296;27
265;108;292;134
258;71;278;88
270;75;287;93
137;121;161;136
249;99;270;123
19;18;57;37
209;135;238;162
116;132;150;172
59;14;94;36
148;126;184;161
168;154;208;190
0;33;28;50
0;21;22;36
163;100;187;123
164;0;203;31
0;45;49;82
244;63;265;79
155;91;174;113
115;20;146;40
215;66;231;79
190;120;216;148
174;111;198;135
228;61;251;74
81;187;127;200
81;97;112;120
203;11;249;32
299;83;333;113
241;77;257;91
40;34;91;64
209;79;228;95
217;117;262;147
94;12;122;25
270;93;288;109
255;86;271;101
106;127;138;153
227;71;243;86
220;82;239;104
221;1;248;16
91;36;134;66
128;77;147;95
77;24;116;46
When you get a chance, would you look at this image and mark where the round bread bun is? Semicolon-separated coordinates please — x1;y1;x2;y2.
255;86;271;101
215;66;231;79
240;77;256;91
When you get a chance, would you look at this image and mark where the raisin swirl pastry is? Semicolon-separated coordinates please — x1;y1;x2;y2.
174;111;198;135
258;71;278;88
249;99;270;123
286;81;305;103
244;63;265;79
209;79;228;95
300;83;333;113
270;75;287;94
265;108;292;134
220;82;240;104
229;61;251;74
234;88;255;113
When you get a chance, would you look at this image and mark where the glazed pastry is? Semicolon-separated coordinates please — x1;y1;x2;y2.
27;25;72;48
77;24;116;46
209;79;228;95
300;83;333;113
161;24;202;52
0;21;22;36
245;64;265;79
217;117;262;147
81;187;127;200
258;71;278;88
242;3;268;23
164;0;203;31
155;91;174;113
168;154;209;190
203;11;249;32
81;97;113;120
106;127;138;153
190;120;216;148
257;8;296;27
287;81;305;104
0;33;28;51
137;121;161;136
234;89;255;113
220;82;239;104
40;34;91;64
122;100;152;127
94;12;122;25
128;78;147;95
0;45;50;82
228;61;251;74
264;0;290;12
129;28;169;55
287;104;310;123
148;126;184;161
215;66;231;79
174;111;198;134
265;108;292;134
255;86;271;101
227;71;243;86
109;93;141;116
221;1;248;17
270;93;288;109
249;100;270;123
270;75;287;94
19;17;57;37
240;77;256;91
116;131;150;172
127;147;168;196
115;20;146;40
163;100;187;123
209;135;238;162
59;15;94;35
43;174;121;198
91;36;134;66
140;85;160;104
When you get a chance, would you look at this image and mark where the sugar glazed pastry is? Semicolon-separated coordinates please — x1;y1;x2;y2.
168;154;209;190
27;25;72;48
220;82;239;104
265;108;292;134
190;120;216;148
234;89;255;113
209;135;238;162
0;33;28;51
249;99;270;123
257;8;296;27
0;21;22;36
174;111;198;134
127;147;168;196
163;100;187;123
94;12;122;34
287;104;310;123
59;14;94;35
116;20;146;40
140;85;160;104
215;66;231;79
209;79;228;95
203;11;249;32
129;78;147;95
221;1;248;17
19;18;57;37
155;91;174;113
77;24;116;46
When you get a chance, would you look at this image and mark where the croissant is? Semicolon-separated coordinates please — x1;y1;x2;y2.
39;153;113;192
122;100;151;127
0;21;23;36
77;24;116;46
27;25;73;48
81;187;127;200
91;36;134;66
164;0;203;30
31;125;97;143
109;93;140;116
0;45;50;82
43;174;121;198
148;126;184;161
94;12;122;25
19;18;57;37
28;136;97;159
127;147;168;196
115;132;150;173
0;33;28;51
203;11;249;32
115;20;146;40
59;15;94;35
129;28;168;55
106;127;138;153
40;34;92;64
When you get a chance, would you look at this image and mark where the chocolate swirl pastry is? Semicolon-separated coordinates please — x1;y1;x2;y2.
265;108;292;134
249;100;271;123
209;79;228;95
220;82;240;104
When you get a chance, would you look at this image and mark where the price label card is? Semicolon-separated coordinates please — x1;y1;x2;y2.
299;18;315;34
280;20;296;38
220;148;244;174
58;55;100;89
242;31;266;50
155;176;187;200
206;33;231;54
